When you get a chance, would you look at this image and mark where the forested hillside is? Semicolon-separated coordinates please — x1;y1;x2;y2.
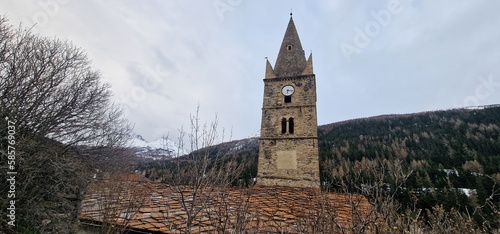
319;105;500;175
140;105;500;230
318;105;500;229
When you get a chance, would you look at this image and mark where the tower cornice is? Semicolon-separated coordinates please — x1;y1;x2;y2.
260;136;318;140
262;74;315;83
261;104;317;110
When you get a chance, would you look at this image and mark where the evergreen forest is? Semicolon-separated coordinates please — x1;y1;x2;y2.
140;105;500;230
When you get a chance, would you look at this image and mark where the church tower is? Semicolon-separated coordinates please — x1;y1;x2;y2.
257;15;320;189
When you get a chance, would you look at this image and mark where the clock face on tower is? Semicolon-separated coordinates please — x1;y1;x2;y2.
281;85;295;96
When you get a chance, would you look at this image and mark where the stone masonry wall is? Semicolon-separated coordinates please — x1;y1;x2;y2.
257;138;320;188
257;74;320;188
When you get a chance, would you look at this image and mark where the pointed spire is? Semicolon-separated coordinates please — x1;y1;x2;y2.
302;53;313;75
265;58;276;79
273;16;307;77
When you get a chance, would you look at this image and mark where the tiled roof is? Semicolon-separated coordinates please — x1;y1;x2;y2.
80;179;376;233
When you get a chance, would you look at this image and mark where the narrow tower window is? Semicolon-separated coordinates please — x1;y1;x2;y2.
287;44;293;51
284;96;291;103
281;118;287;134
289;118;294;134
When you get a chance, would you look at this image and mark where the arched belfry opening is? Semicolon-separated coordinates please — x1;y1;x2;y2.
289;118;294;134
281;118;287;134
280;118;295;134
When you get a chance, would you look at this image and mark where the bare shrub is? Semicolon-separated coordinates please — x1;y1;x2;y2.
158;107;246;233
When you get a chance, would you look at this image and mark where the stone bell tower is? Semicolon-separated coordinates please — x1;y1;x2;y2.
257;15;320;189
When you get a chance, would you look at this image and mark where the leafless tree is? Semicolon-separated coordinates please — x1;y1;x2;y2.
158;106;246;233
81;175;149;234
322;157;410;233
0;16;132;233
0;17;132;147
322;155;500;233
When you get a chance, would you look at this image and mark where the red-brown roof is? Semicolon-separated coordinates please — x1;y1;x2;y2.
80;180;376;233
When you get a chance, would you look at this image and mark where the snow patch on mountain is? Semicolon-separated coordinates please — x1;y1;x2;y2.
228;137;258;152
129;134;187;160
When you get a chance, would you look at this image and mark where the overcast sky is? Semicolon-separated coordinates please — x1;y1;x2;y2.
3;0;500;143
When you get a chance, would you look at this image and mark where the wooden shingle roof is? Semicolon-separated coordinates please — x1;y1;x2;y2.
79;179;376;233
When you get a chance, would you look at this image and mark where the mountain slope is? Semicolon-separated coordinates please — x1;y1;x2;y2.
319;105;500;175
129;134;186;161
137;105;500;228
317;105;500;228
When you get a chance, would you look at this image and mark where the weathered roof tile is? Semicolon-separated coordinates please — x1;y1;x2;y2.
80;180;375;233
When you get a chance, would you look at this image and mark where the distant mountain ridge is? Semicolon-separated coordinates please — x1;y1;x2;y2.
316;105;500;228
318;105;500;175
322;104;500;129
137;105;500;228
140;105;500;174
129;134;186;161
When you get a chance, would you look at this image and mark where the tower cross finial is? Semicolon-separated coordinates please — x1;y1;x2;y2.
290;9;293;16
